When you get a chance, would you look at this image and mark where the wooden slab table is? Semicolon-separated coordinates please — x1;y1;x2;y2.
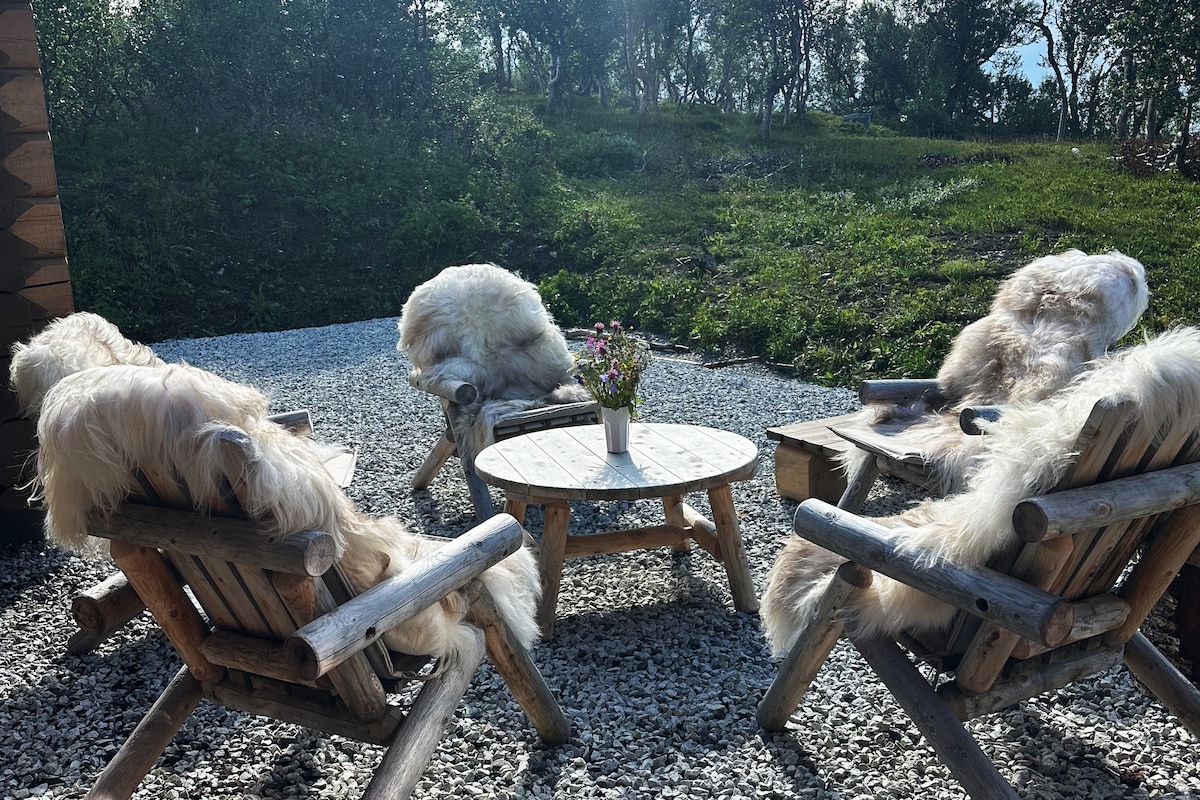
474;423;760;636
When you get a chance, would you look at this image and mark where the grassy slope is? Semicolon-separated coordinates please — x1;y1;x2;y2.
536;104;1200;385
55;99;1200;387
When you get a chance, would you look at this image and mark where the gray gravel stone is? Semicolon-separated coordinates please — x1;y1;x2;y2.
2;317;1197;799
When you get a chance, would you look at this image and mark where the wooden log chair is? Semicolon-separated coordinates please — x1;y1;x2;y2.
829;249;1149;512
398;263;598;519
758;327;1200;799
33;365;569;800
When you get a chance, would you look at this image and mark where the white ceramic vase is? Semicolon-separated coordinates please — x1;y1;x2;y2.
601;406;631;454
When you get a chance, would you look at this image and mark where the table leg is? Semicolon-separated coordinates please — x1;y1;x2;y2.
707;485;759;614
504;496;528;525
537;500;570;638
661;494;691;552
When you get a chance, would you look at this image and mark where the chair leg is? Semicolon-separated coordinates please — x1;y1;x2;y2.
86;666;203;800
1124;630;1200;738
468;589;571;745
463;461;498;519
362;627;487;800
412;433;457;490
836;456;880;512
853;636;1019;800
757;562;872;731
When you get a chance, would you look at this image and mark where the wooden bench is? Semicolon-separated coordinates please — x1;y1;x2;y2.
766;414;859;504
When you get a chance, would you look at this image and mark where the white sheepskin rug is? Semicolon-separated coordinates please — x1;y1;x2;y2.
841;249;1149;494
762;326;1200;657
32;362;541;665
9;311;164;418
397;263;590;465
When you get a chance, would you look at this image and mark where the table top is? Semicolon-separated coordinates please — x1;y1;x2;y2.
474;423;758;501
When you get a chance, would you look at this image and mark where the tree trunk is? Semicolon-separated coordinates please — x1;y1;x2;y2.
546;49;563;113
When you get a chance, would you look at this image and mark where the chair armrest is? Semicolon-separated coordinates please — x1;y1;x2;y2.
793;499;1074;648
287;513;525;680
858;378;941;405
409;372;479;405
959;405;1003;435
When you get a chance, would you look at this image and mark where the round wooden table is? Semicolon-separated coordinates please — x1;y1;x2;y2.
474;422;760;636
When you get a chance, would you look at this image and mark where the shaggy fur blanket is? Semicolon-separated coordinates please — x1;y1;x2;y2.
841;250;1149;494
9;311;163;419
397;263;590;467
32;362;541;665
762;326;1200;657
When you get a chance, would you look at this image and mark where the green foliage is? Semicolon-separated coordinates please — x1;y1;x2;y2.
51;85;1200;387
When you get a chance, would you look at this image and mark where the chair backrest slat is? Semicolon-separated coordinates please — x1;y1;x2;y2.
941;399;1199;677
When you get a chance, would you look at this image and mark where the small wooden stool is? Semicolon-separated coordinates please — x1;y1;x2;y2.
766;414;859;503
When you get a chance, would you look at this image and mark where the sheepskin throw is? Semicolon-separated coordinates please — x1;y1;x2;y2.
841;249;1148;494
9;311;163;419
397;262;590;466
33;362;541;664
762;326;1200;657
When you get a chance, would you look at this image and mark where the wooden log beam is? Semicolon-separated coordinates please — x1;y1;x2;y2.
85;666;202;800
467;588;571;745
206;675;403;746
199;631;315;685
1123;631;1200;739
708;484;758;613
109;541;222;683
409;372;477;405
68;571;147;655
854;636;1020;800
795;500;1075;648
411;434;456;490
288;514;523;681
562;524;690;558
362;627;487;800
939;644;1124;722
90;503;338;577
1011;594;1130;659
1013;462;1200;542
758;561;871;731
1105;504;1200;645
959;405;1003;435
858;378;940;404
954;536;1074;695
71;571;144;635
679;501;722;560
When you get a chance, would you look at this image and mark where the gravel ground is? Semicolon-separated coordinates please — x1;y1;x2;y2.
1;317;1197;800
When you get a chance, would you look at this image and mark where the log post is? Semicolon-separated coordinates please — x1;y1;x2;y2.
85;666;202;800
758;561;871;731
109;541;222;682
362;627;486;800
708;484;758;613
68;572;147;655
467;587;571;745
854;636;1020;800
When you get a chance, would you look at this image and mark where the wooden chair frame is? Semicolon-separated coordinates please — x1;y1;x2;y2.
759;398;1200;799
409;372;597;518
78;426;569;800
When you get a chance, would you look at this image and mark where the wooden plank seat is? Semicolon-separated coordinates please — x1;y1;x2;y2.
759;370;1200;799
54;422;567;800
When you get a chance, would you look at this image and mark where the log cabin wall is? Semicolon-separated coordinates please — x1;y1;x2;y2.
1;1;74;544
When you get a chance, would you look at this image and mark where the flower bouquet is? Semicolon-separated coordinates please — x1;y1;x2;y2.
574;320;651;452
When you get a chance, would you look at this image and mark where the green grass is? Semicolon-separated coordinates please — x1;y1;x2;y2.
56;98;1200;387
